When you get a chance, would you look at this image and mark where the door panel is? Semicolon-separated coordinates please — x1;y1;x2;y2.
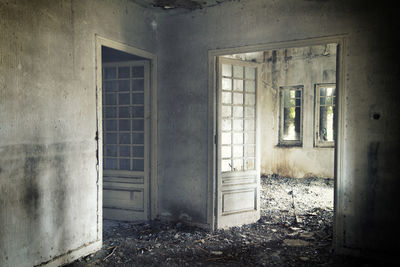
102;60;150;221
217;57;260;228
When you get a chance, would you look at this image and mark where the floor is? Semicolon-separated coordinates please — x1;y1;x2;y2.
66;175;383;266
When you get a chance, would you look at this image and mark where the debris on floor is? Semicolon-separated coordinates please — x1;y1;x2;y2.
66;175;380;266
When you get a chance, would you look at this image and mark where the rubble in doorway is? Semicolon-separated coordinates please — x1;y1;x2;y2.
66;175;378;266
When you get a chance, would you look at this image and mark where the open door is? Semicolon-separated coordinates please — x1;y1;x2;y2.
216;57;260;228
102;60;150;221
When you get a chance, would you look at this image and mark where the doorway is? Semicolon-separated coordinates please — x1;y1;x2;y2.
208;36;346;250
95;36;158;226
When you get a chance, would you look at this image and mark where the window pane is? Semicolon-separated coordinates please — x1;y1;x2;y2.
118;66;130;78
133;120;144;131
133;133;144;144
105;81;118;92
233;79;243;91
105;120;117;131
233;119;243;131
245;145;255;157
221;119;231;131
221;146;231;158
132;66;144;78
133;93;144;105
132;79;144;91
104;67;116;79
118;80;130;91
222;78;232;90
319;105;335;142
133;159;144;171
245;158;255;170
106;145;117;157
105;107;117;118
119;146;130;157
245;132;255;144
105;158;118;170
233;133;243;144
233;66;243;78
119;133;131;144
133;146;144;157
245;107;255;117
133;106;144;118
282;89;301;141
119;120;130;131
233;93;243;105
245;67;255;79
232;159;243;171
119;107;130;118
221;159;231;172
119;93;130;105
222;92;231;104
105;93;117;105
120;159;130;170
106;133;117;144
245;120;255;131
222;105;231;117
245;80;255;92
233;106;243;117
222;64;232;77
245;93;255;105
221;132;231;145
233;145;243;157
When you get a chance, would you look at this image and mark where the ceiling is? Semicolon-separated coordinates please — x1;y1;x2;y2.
130;0;231;10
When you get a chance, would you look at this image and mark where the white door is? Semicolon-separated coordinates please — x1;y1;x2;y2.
102;60;150;221
217;57;260;228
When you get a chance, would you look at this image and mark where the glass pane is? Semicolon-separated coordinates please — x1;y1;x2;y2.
222;92;231;104
133;106;144;118
105;120;117;131
221;146;231;158
120;159;130;170
118;80;130;91
132;79;144;91
106;133;117;144
133;159;144;171
132;93;144;105
232;159;243;171
105;158;118;170
105;81;117;92
105;107;117;118
221;119;231;131
233;119;243;131
221;132;231;145
233;133;243;144
119;146;130;157
222;64;232;77
222;78;232;90
233;106;243;117
233;145;243;157
133;146;144;157
119;107;130;118
133;120;144;131
106;145;117;157
105;93;117;105
221;159;231;172
119;93;130;105
245;107;255;117
245;93;255;105
320;87;326;96
119;120;130;131
132;66;144;78
245;120;255;131
104;67;116;79
282;89;301;141
233;93;243;105
245;145;255;157
233;79;243;91
245;158;255;170
119;133;131;144
222;105;231;117
245;67;255;79
245;80;255;92
320;97;326;105
245;132;255;144
118;66;130;78
319;106;334;142
233;66;243;78
133;133;144;144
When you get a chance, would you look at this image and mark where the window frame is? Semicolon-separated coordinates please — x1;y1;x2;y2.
314;83;336;148
278;85;304;147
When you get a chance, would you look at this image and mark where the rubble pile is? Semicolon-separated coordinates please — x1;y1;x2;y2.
67;175;375;266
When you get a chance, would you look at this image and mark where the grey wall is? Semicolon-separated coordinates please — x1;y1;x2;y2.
0;0;158;266
157;0;400;258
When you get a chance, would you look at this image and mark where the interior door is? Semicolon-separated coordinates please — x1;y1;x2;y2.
102;60;150;221
217;57;260;228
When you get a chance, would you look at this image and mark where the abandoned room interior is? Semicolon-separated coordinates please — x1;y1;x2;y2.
1;0;399;266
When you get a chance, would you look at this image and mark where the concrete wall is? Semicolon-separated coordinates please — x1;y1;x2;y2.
0;0;158;266
157;0;400;259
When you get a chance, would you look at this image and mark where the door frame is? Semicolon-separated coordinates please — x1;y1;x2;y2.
95;35;158;239
207;35;347;251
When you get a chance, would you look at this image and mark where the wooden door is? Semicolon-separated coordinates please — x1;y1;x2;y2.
217;57;260;228
102;60;150;221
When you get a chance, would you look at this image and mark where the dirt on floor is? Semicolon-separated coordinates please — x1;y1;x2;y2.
66;175;385;266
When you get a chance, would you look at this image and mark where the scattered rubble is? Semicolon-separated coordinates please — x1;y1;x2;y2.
66;175;380;266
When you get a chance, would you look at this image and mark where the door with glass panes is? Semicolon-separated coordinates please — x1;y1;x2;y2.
102;61;150;221
217;57;260;228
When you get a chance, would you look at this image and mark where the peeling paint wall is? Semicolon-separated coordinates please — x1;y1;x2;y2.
0;0;158;266
157;0;400;259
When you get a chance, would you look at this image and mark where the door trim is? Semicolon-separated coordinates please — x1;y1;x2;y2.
207;35;347;252
95;35;158;238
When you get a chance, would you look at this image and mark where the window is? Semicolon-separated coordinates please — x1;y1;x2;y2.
279;85;303;146
315;84;336;147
